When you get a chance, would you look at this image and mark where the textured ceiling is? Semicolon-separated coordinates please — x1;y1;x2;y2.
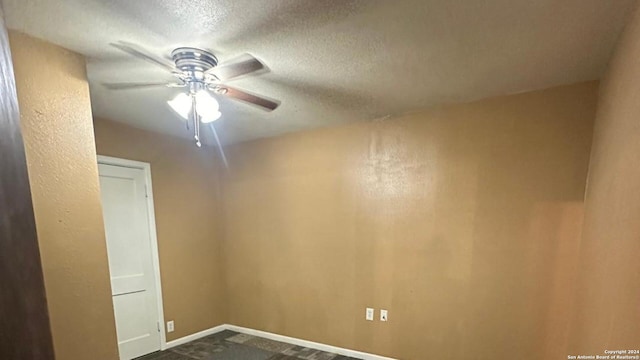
2;0;636;144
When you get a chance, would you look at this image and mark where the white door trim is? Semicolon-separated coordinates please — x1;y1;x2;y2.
97;155;167;351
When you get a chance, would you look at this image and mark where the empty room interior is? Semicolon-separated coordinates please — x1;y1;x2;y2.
2;1;640;360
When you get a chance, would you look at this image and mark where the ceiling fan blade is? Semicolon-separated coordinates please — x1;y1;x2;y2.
215;86;280;111
208;54;265;81
110;42;176;73
102;82;184;90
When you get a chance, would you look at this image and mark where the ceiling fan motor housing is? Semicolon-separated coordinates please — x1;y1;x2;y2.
171;47;218;81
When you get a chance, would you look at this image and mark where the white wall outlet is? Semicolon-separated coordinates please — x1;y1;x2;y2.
380;309;388;322
167;320;174;333
366;308;374;321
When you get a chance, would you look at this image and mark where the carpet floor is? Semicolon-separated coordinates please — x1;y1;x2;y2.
136;330;363;360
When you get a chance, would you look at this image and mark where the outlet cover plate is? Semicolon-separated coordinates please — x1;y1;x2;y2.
366;308;374;321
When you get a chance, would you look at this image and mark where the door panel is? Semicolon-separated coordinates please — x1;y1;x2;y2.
99;163;160;360
113;292;154;343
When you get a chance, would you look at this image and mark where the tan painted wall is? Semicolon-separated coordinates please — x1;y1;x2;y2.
567;4;640;354
9;32;119;360
8;29;604;360
93;118;227;341
222;82;597;359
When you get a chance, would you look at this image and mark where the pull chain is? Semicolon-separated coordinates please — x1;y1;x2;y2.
192;94;201;147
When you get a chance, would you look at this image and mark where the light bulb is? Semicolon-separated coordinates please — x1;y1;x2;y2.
195;90;221;123
167;92;192;120
200;110;222;123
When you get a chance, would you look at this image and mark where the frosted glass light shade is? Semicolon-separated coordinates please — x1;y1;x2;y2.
195;90;221;123
167;93;192;120
199;111;222;123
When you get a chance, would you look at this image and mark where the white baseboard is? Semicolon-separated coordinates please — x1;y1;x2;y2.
163;324;227;350
164;323;396;360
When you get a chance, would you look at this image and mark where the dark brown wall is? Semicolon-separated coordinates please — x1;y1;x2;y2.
0;7;54;360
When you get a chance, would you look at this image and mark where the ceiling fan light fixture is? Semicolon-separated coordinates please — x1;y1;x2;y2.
200;110;222;123
195;90;221;123
167;92;192;120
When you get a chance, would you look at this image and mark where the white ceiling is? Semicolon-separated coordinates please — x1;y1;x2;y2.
3;0;636;144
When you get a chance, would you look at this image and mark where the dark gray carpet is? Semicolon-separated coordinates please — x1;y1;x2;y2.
135;330;362;360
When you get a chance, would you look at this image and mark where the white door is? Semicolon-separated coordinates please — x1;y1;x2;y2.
99;162;161;360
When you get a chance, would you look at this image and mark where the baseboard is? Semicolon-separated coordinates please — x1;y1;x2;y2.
165;323;396;359
163;324;227;350
225;324;397;360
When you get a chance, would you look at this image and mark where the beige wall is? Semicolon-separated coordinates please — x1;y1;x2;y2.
93;118;227;341
568;4;640;354
221;82;597;359
9;32;119;360
11;29;226;353
8;29;608;360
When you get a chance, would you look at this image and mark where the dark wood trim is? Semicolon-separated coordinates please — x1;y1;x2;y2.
0;6;55;360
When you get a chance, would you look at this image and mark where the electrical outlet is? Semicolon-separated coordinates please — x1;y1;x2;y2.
366;308;374;321
380;309;388;322
167;320;174;333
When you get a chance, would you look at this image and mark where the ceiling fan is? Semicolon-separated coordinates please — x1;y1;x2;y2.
103;41;280;154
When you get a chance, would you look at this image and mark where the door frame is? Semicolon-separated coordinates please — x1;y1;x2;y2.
97;155;167;351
